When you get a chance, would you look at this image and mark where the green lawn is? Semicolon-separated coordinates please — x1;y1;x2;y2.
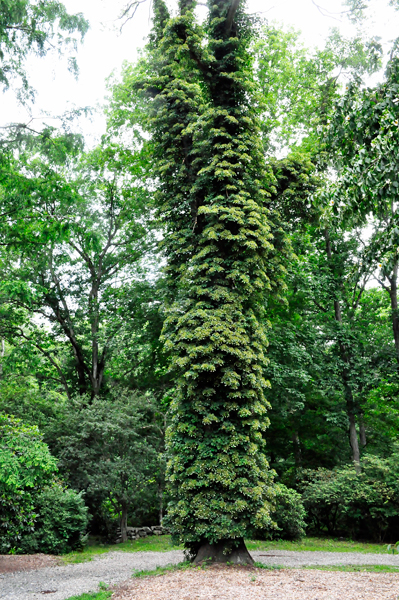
62;535;388;565
303;564;399;573
247;537;388;554
62;535;182;564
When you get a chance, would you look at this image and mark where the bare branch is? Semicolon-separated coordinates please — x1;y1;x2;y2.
119;0;149;31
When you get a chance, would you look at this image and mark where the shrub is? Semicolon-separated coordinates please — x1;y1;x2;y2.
254;483;306;540
18;483;89;554
272;484;307;540
0;413;56;553
0;413;88;554
300;454;399;541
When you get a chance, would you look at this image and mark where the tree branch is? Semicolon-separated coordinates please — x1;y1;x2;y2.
225;0;241;35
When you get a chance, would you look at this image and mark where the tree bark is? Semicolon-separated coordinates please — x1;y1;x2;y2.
348;410;360;468
225;0;241;35
158;482;164;525
359;413;367;447
0;338;4;377
193;539;254;565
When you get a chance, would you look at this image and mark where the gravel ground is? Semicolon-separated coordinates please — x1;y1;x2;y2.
0;551;184;600
252;549;399;567
113;565;399;600
0;549;398;600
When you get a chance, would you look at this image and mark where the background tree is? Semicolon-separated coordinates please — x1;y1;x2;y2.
0;135;152;397
326;57;399;368
0;0;88;101
51;391;160;543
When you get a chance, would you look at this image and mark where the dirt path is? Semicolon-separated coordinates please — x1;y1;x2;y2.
0;550;398;600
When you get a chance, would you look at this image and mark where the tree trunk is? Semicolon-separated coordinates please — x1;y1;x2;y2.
324;229;361;471
120;501;128;543
193;539;254;565
292;430;302;467
359;413;367;447
158;481;164;525
348;410;361;471
389;262;399;368
0;338;4;377
225;0;241;34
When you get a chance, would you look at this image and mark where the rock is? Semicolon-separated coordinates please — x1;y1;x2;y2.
140;527;153;534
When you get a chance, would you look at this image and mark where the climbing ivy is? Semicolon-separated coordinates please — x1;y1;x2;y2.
127;0;290;558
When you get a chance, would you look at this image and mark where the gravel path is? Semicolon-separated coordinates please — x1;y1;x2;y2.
0;551;184;600
0;549;398;600
252;549;399;567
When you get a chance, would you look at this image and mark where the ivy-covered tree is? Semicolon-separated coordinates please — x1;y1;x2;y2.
116;0;291;564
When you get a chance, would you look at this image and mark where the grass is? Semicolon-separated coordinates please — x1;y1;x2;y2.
247;537;388;554
64;592;112;600
302;564;399;573
62;535;183;564
133;560;192;578
62;535;389;565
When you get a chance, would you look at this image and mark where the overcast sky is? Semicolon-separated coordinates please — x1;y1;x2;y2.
2;0;399;140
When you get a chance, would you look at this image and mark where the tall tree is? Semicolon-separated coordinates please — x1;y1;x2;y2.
119;0;290;564
326;57;399;370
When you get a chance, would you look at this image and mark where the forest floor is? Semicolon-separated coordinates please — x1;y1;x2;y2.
1;538;399;600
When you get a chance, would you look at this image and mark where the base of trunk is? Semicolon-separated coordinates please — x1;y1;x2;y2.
193;539;254;565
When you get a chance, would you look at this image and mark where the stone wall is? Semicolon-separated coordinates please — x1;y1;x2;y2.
114;525;170;544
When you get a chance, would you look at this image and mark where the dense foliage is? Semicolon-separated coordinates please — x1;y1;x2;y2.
300;454;399;541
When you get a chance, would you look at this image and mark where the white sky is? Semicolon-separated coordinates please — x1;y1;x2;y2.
1;0;399;140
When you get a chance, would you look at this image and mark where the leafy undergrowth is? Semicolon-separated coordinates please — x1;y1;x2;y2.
62;535;388;565
247;537;387;554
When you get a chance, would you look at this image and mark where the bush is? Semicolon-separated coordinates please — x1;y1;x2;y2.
0;414;57;553
254;483;306;540
18;484;89;554
300;454;399;541
272;484;307;540
0;413;88;554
